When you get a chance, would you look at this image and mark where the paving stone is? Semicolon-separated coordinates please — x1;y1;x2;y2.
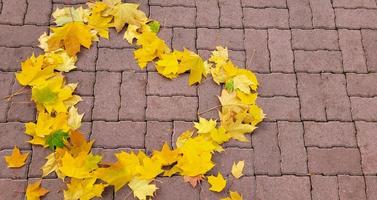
145;121;173;153
127;0;149;17
98;29;133;48
244;29;269;73
25;0;52;25
304;122;357;148
0;25;48;47
0;122;30;150
297;73;326;121
93;71;121;121
268;29;294;73
28;178;66;200
365;176;377;200
338;175;367;200
256;97;300;121
0;179;27;200
119;72;146;121
252;122;281;175
92;148;141;163
355;122;377;175
150;6;196;28
76;96;93;122
0;72;13;122
28;146;55;178
361;30;377;72
335;9;377;29
197;79;221;120
333;0;377;8
147;72;196;96
172;28;196;50
197;28;244;50
311;175;339;200
242;0;286;8
149;0;195;6
309;0;336;29
196;0;219;28
80;122;92;137
172;121;194;148
0;47;34;71
307;147;362;175
256;73;297;97
286;0;313;29
65;71;95;96
322;73;352;121
292;30;339;50
0;0;26;24
256;176;311;200
278;122;307;175
243;8;289;29
97;48;142;72
7;82;36;122
347;73;377;97
294;50;343;72
157;27;173;49
146;96;198;121
219;0;243;28
76;43;97;71
339;30;367;73
212;147;254;176
0;149;31;178
350;97;377;121
91;121;145;148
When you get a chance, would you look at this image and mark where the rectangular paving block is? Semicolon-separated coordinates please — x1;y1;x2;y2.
0;72;13;122
28;146;55;178
277;122;308;175
338;176;367;200
335;8;377;29
350;97;377;121
195;0;219;28
346;73;377;97
7;82;36;122
244;29;269;73
0;179;27;200
287;0;313;29
333;0;377;8
97;48;142;72
119;72;146;121
28;178;66;200
147;72;196;96
294;50;343;72
366;176;377;200
149;0;195;6
197;28;244;50
309;0;336;29
91;121;145;148
25;0;52;25
92;71;121;121
146;96;198;121
308;147;362;175
172;28;196;51
256;176;311;200
0;25;48;47
150;6;196;28
219;0;243;28
0;47;34;71
98;29;133;48
197;80;221;120
145;121;172;153
339;29;367;73
355;122;377;175
256;73;297;97
311;175;339;200
292;29;339;50
256;97;300;121
0;0;26;25
252;122;281;175
77;96;93;122
268;29;294;73
243;8;289;29
65;71;95;96
76;43;97;71
304;122;357;148
0;122;30;150
361;29;377;72
242;0;286;8
0;149;31;179
212;147;254;176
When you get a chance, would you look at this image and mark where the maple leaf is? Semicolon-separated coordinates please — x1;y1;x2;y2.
180;49;206;85
48;22;93;56
152;143;179;166
52;7;90;26
209;46;229;66
42;152;59;177
232;75;252;94
221;191;243;200
67;130;94;156
25;180;49;200
110;3;148;32
88;12;113;39
45;50;77;72
194;117;217;134
4;146;29;168
15;54;56;87
59;152;101;179
155;51;181;79
46;130;69;150
175;130;194;148
148;21;160;33
183;175;204;188
128;178;158;200
63;178;106;200
68;106;84;130
137;157;164;180
231;160;245;179
207;172;227;192
218;89;248;114
236;91;257;105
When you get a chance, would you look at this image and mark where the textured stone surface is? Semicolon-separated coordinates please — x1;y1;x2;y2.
338;176;367;200
355;122;377;174
292;30;339;50
311;175;339;200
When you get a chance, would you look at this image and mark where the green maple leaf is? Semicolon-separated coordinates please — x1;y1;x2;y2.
46;130;69;150
148;21;160;33
225;79;234;92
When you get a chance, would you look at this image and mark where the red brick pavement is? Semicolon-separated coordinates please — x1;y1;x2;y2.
1;0;377;199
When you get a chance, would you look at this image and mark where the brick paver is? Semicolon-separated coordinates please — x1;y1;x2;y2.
1;0;377;199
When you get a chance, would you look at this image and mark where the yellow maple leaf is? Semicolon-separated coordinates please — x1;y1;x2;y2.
25;111;69;139
209;126;231;145
25;180;49;200
110;3;148;32
194;117;217;134
152;143;179;166
59;152;101;179
128;178;158;200
67;130;94;157
88;12;113;39
137;157;163;180
45;50;77;72
221;191;243;200
155;51;181;79
124;24;140;43
231;160;245;179
68;106;83;130
232;74;252;94
207;172;227;192
52;7;90;26
4;146;29;168
41;152;59;177
218;89;248;114
48;22;93;56
63;178;106;200
180;49;206;85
